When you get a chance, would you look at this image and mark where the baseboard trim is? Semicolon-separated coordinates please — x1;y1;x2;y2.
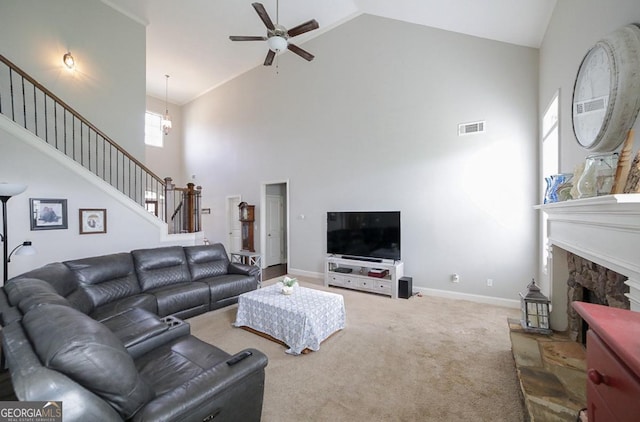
415;287;521;309
288;268;323;280
288;267;520;309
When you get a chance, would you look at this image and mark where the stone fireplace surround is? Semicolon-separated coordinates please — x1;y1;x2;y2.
536;194;640;332
566;252;629;341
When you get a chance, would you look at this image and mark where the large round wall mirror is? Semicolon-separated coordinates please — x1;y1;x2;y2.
572;24;640;152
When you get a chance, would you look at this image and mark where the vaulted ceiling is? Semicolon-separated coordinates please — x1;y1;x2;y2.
102;0;557;105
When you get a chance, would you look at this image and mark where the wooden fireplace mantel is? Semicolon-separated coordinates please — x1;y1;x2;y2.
536;194;640;330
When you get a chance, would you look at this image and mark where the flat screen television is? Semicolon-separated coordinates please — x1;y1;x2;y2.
327;211;401;261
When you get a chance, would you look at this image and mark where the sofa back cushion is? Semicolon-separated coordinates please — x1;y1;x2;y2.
184;244;230;281
11;262;77;297
132;246;191;291
5;278;59;307
65;253;141;308
22;304;153;419
18;290;73;315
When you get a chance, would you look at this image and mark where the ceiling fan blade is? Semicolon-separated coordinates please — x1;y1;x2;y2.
287;43;315;61
229;35;267;41
264;49;276;66
252;2;275;31
287;19;319;38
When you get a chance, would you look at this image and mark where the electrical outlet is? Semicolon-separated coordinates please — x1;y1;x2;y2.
451;274;460;283
487;278;493;287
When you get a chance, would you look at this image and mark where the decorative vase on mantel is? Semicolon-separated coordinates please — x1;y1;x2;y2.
544;173;573;203
576;152;619;198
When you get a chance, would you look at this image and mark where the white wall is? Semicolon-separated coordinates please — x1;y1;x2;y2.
0;117;199;282
539;0;640;173
145;95;186;186
0;1;200;283
183;14;539;301
0;0;147;160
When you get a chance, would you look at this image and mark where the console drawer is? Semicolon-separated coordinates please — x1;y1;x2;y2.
586;330;640;421
373;280;392;295
357;279;375;291
328;274;344;286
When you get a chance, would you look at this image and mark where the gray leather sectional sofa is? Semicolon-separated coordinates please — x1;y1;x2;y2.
0;243;268;421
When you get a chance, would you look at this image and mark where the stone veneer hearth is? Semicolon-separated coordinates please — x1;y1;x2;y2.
565;252;629;342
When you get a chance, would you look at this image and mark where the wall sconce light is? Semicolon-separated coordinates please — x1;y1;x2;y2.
63;52;75;70
0;183;35;283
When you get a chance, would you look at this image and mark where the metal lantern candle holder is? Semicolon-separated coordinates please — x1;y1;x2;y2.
519;279;552;334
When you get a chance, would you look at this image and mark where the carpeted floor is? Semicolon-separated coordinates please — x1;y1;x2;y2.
188;276;525;422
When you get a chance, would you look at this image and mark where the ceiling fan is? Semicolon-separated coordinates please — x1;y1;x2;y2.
229;2;319;66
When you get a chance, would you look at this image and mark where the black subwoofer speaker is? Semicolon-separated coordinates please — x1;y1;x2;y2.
399;276;413;299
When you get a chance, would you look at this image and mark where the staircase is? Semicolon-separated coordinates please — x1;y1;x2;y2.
0;54;200;234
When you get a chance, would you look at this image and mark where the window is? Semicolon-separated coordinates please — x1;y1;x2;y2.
542;93;559;195
145;111;163;147
540;91;559;286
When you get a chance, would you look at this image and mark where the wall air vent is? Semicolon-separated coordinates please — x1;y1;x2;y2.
458;120;486;136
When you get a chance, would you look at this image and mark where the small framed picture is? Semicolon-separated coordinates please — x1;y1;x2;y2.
79;209;107;234
30;198;68;230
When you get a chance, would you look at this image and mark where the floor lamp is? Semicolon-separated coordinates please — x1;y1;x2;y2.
0;183;34;283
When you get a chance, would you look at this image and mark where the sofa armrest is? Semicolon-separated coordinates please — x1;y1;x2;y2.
0;288;20;327
132;348;268;422
2;321;123;421
228;262;259;277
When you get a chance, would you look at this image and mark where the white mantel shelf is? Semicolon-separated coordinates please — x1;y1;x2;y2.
536;194;640;329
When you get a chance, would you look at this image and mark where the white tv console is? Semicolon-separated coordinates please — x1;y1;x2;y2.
324;256;404;299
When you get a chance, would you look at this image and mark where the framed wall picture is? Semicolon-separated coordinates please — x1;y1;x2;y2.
30;198;68;230
79;209;107;234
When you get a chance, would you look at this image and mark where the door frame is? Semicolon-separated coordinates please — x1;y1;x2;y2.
226;194;242;253
260;180;289;270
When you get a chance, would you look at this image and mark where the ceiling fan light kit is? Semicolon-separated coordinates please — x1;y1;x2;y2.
229;2;319;66
267;35;288;52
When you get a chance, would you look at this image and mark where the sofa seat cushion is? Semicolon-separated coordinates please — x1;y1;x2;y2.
204;274;258;304
148;282;209;317
22;304;154;419
100;307;168;349
135;335;230;396
90;294;158;322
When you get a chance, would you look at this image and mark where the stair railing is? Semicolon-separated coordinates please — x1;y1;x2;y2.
0;54;200;233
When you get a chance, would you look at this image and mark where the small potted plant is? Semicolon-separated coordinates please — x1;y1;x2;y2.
280;276;298;295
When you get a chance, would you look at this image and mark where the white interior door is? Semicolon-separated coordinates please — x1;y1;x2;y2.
227;196;242;253
266;194;284;266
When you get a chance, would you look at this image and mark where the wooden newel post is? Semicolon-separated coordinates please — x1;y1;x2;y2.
186;182;195;233
194;185;202;232
164;177;174;227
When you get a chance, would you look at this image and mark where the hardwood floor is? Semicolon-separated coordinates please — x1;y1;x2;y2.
262;264;287;281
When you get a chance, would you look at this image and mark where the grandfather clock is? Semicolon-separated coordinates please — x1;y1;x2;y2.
238;202;255;252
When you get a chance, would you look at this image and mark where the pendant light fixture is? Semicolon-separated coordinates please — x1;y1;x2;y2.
161;74;172;136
